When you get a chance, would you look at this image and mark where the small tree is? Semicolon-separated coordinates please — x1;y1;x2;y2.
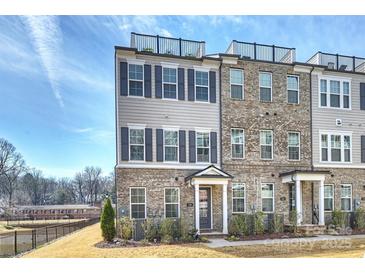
100;198;115;242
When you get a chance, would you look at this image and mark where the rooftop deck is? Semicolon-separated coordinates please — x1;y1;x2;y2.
130;32;206;58
307;51;365;73
226;40;296;63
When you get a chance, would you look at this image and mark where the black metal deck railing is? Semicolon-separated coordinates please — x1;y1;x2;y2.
226;40;296;63
307;51;365;72
130;32;206;58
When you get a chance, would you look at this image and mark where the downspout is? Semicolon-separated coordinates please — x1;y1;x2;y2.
114;49;119;235
309;66;315;171
219;60;223;169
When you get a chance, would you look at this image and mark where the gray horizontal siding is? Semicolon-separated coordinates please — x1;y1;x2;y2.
312;72;365;166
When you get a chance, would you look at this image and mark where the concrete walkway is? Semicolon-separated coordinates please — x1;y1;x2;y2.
205;234;365;248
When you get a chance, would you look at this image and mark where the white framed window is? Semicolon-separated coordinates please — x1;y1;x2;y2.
164;188;180;218
324;184;334;212
259;72;272;102
341;184;352;212
288;132;300;160
232;183;245;213
260;130;273;160
128;63;144;96
261;183;274;213
164;129;179;162
230;68;244;100
231;128;244;159
196;131;210;163
195;70;209;102
163;67;177;99
319;77;351;109
130;187;146;219
287;75;299;104
129;128;145;161
320;132;352;163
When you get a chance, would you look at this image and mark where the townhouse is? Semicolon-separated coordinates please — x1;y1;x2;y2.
115;32;365;236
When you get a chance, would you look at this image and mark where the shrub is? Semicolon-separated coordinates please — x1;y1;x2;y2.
332;209;346;229
100;198;116;242
160;218;179;243
354;208;365;230
228;215;247;237
120;217;133;240
271;213;284;233
289;210;298;233
179;218;193;242
143;218;161;242
226;235;240;241
254;211;265;235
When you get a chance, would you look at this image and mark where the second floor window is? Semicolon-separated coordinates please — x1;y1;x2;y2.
260;130;273;160
129;128;144;161
164;130;178;162
288;132;300;160
231;128;244;159
320;78;350;109
287;75;299;104
129;64;143;96
259;72;272;102
321;132;351;163
230;69;244;99
195;71;209;102
196;132;210;162
163;67;177;99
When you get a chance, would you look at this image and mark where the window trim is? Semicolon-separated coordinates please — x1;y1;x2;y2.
288;131;301;161
129;126;146;162
324;184;334;212
127;62;145;98
340;184;352;212
232;183;246;214
319;131;352;164
164;187;180;218
259;71;272;102
260;130;274;160
194;69;210;103
287;75;300;104
318;77;352;110
163;129;179;163
162;66;178;100
230;68;244;100
129;187;147;219
196;131;210;163
261;183;275;213
231;128;245;159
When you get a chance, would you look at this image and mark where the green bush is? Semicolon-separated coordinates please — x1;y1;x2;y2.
100;198;116;242
179;218;193;242
160;218;178;243
254;211;265;235
143;218;161;242
332;209;346;229
271;213;284;233
120;217;133;240
228;215;248;236
355;208;365;229
226;235;240;241
289;210;298;233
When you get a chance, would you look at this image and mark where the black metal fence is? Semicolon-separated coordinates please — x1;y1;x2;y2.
0;218;99;257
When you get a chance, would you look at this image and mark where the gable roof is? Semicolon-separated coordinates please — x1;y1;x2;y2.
185;165;233;182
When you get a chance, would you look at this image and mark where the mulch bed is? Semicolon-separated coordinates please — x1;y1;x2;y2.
228;232;314;241
95;238;153;249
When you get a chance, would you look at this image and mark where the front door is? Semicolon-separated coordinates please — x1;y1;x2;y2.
199;187;211;229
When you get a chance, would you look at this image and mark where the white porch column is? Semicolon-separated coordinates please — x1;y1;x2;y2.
222;183;228;234
194;184;200;232
318;179;325;225
295;179;302;225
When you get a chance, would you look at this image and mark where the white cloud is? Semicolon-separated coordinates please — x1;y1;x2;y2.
62;125;114;144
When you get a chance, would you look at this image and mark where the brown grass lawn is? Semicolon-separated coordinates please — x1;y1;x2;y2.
22;223;365;258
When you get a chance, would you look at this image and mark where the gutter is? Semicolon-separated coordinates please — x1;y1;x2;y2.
309;66;315;171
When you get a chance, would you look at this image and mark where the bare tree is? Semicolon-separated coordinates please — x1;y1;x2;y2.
22;169;44;205
73;172;86;203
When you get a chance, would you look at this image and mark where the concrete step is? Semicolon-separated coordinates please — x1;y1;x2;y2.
297;225;326;235
200;231;227;238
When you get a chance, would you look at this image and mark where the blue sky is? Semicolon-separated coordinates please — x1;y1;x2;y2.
1;15;365;177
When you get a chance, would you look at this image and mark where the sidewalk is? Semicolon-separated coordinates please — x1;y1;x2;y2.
205;234;365;248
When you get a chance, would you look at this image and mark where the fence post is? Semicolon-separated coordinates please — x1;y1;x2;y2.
156;35;160;54
31;229;34;249
353;56;356;71
63;225;65;236
14;230;17;255
336;54;339;70
179;38;182;56
55;226;58;239
254;42;257;60
46;227;48;242
272;45;275;62
34;229;37;248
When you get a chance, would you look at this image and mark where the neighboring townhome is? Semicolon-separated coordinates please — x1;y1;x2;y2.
220;41;330;228
115;33;228;235
307;52;365;223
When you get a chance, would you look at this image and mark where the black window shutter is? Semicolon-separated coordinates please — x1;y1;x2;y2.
178;68;185;100
144;64;152;98
121;127;129;161
360;83;365;110
120;62;128;96
209;71;216;103
145;128;152;161
155;65;162;98
156;129;163;162
188;69;195;101
189;130;196;163
179;130;186;162
362;136;365;163
210;131;217;163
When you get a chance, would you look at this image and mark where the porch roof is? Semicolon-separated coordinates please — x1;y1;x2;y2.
184;165;233;182
279;169;330;177
279;169;330;183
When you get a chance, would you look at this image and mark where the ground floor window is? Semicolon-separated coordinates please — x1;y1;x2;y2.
341;184;352;211
289;184;296;211
232;183;245;213
261;183;274;212
130;187;146;219
164;188;180;218
324;184;334;211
